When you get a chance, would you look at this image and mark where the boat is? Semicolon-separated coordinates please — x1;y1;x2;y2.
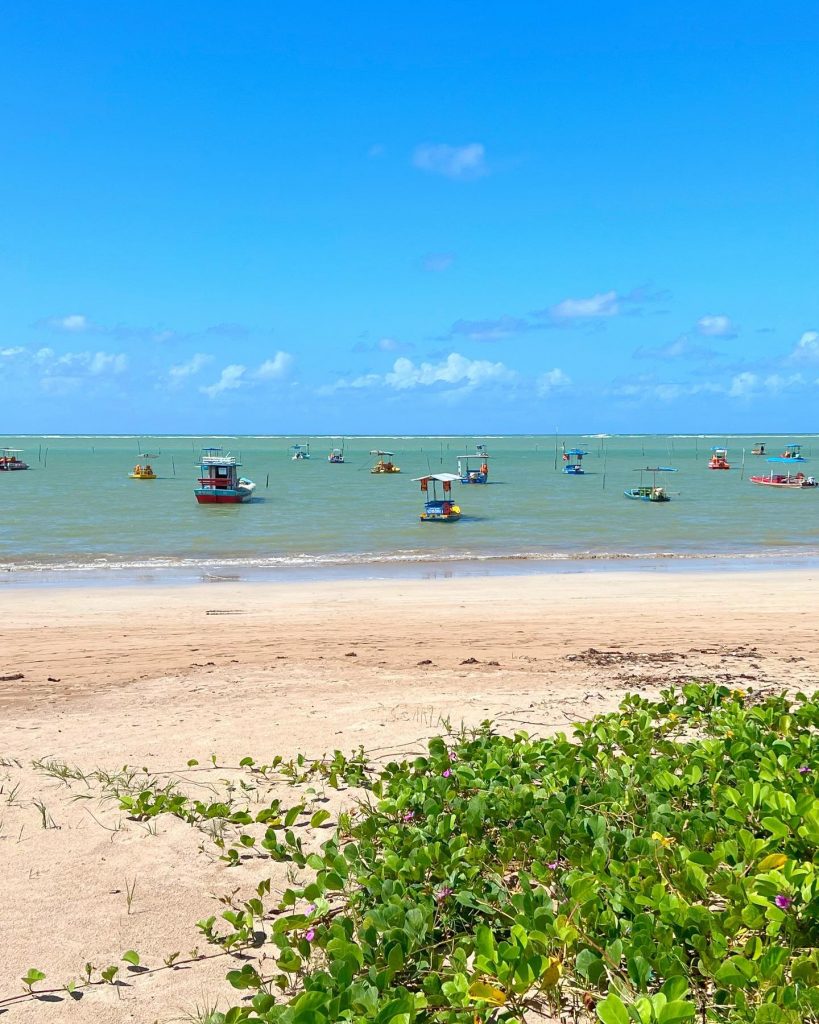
129;463;156;479
0;448;29;471
750;458;818;489
561;447;589;475
194;448;255;504
370;450;400;474
624;466;677;502
291;444;311;461
457;450;490;483
779;443;806;462
328;443;345;464
708;447;731;470
414;473;462;521
751;442;767;456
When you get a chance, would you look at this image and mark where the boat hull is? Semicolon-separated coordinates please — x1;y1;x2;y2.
195;490;253;503
562;466;584;475
750;475;817;489
624;488;671;502
420;512;461;522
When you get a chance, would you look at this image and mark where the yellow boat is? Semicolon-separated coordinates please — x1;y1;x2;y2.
370;449;401;473
129;463;156;479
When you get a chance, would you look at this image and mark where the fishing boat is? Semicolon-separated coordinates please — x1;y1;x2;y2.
708;447;731;470
624;466;677;502
0;448;29;471
457;450;490;483
194;448;255;504
291;444;310;461
129;462;156;479
750;458;817;489
370;450;400;474
327;444;345;464
562;447;589;475
751;442;767;456
414;473;462;521
779;443;806;462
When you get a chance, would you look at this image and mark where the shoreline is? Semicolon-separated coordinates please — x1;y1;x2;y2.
3;549;819;590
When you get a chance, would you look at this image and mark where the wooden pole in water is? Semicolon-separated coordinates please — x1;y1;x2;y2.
266;473;269;488
43;448;48;468
38;445;42;463
740;448;746;480
602;451;607;490
553;428;558;471
172;457;176;477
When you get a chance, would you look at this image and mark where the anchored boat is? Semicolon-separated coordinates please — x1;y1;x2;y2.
562;447;589;475
779;443;806;462
624;466;677;502
291;444;310;461
195;448;255;504
751;442;767;456
327;444;345;464
708;447;731;470
750;457;817;489
370;450;400;474
414;473;462;521
0;448;29;471
129;462;156;479
457;449;490;483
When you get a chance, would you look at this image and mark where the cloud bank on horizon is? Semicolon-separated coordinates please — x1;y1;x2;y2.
1;4;817;431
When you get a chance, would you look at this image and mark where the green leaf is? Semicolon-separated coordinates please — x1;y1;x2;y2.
310;809;331;828
658;1001;697;1023
121;950;140;967
597;993;630;1024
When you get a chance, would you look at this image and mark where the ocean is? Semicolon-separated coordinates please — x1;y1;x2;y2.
2;434;818;584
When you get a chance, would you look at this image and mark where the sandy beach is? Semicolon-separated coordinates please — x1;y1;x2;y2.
2;568;818;1022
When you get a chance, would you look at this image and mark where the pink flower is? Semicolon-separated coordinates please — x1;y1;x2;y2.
547;860;561;870
402;810;415;823
773;894;793;910
304;927;316;941
442;769;451;778
434;886;453;902
798;765;811;776
448;751;458;762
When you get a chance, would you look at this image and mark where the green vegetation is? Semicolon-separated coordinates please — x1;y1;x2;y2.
2;684;817;1022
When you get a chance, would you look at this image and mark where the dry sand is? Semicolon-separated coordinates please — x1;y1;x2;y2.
1;569;818;1022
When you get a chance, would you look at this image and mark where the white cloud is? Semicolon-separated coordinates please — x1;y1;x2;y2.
791;330;819;361
323;352;515;395
412;143;487;180
87;351;127;375
0;346;25;357
447;315;529;342
537;368;571;395
255;351;293;379
169;353;212;379
50;314;90;332
201;364;246;398
549;290;619;320
696;314;736;338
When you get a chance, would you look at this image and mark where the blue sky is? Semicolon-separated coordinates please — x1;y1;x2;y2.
2;2;818;433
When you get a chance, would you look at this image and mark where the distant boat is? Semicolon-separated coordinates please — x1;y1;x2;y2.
328;446;345;464
0;448;29;471
750;457;817;489
414;473;462;521
370;449;400;474
751;442;766;456
129;462;156;479
291;444;310;461
562;447;589;475
779;443;806;462
708;447;731;470
624;466;677;502
457;449;490;483
195;448;255;504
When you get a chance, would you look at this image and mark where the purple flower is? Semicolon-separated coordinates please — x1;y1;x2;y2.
448;751;458;762
547;860;561;871
306;903;317;914
773;894;793;910
798;765;811;776
304;927;316;942
402;810;415;823
442;769;451;778
434;886;453;902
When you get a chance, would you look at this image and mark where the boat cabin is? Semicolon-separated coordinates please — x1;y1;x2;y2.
195;448;256;504
457;452;490;483
562;448;589;475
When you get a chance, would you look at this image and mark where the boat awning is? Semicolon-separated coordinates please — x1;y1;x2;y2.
457;454;490;459
413;473;461;483
370;450;394;456
564;449;589;456
634;466;677;472
766;456;806;463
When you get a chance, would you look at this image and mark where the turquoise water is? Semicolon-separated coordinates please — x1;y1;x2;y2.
1;434;818;578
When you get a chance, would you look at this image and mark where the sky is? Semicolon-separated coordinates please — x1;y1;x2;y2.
1;2;818;434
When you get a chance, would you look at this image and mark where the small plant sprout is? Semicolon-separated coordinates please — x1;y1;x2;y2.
32;798;59;829
121;949;140;967
21;968;46;994
100;964;118;984
124;874;137;914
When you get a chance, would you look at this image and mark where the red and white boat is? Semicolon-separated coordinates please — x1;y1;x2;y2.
708;447;730;470
194;448;255;504
0;448;29;471
750;457;817;489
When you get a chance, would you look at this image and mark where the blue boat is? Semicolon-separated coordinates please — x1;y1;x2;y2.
457;449;490;483
195;448;255;504
562;448;589;475
291;443;311;461
779;443;806;463
414;473;462;522
624;466;677;502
